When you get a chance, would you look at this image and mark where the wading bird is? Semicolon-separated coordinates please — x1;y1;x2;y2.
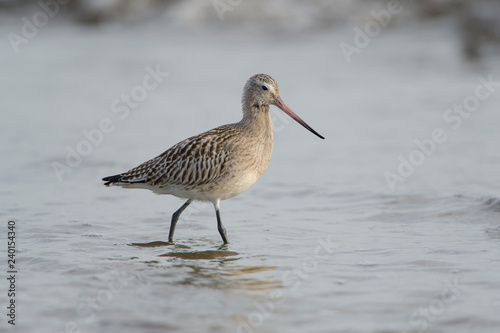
102;74;324;243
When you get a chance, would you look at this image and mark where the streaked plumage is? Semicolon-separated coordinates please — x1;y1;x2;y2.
103;74;324;243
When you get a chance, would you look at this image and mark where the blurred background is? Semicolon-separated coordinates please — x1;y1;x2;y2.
1;1;500;333
2;0;500;59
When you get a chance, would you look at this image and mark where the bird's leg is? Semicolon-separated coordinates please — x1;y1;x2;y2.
213;200;228;244
168;199;192;242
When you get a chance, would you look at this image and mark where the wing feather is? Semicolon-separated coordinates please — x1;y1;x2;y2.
119;127;237;188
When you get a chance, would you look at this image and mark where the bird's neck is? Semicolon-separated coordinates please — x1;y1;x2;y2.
241;102;274;139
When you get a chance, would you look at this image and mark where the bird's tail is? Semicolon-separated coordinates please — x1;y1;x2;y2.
102;174;147;186
102;174;123;186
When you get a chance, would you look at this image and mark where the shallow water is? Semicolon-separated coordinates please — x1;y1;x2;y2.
1;8;500;333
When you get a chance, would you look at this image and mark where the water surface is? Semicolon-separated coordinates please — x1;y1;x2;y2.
1;12;500;333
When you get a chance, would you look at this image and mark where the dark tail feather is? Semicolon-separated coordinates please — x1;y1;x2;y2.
102;174;147;186
102;174;123;186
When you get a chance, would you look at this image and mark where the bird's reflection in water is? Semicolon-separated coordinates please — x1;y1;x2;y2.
130;240;281;292
130;241;188;249
160;249;238;260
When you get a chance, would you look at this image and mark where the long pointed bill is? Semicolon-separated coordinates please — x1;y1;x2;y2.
272;96;325;139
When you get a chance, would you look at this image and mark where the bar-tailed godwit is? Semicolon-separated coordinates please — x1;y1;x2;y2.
102;74;324;244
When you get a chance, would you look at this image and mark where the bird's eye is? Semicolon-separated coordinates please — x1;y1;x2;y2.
261;85;268;91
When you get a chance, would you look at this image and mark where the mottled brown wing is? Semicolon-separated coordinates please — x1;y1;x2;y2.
120;127;235;188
